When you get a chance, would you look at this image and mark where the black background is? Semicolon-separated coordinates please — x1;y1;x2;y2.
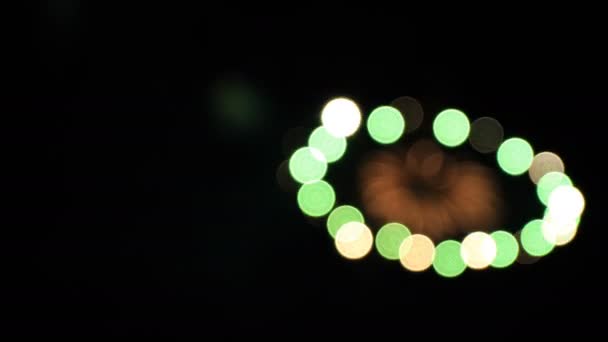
4;4;606;337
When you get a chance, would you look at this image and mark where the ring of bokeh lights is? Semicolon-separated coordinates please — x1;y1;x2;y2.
285;97;585;278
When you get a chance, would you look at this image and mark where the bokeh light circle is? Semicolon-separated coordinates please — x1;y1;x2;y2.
321;97;362;138
528;152;565;184
536;171;573;205
490;231;519;268
433;109;470;147
335;222;374;260
308;126;347;163
390;96;424;133
541;215;579;246
496;137;534;176
461;232;497;270
547;185;585;223
375;223;411;260
521;219;554;257
469;117;504;153
399;234;435;272
367;106;406;144
289;147;327;184
297;180;336;217
433;240;466;277
327;205;365;238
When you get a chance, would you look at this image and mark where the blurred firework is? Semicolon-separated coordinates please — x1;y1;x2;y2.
359;139;504;240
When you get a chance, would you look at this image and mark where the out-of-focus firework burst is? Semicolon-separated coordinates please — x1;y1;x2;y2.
359;139;504;241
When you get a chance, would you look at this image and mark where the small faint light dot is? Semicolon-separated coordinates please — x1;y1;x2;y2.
536;171;572;205
375;223;411;260
367;106;406;144
326;205;365;238
490;231;519;268
390;96;424;133
321;97;362;138
529;152;565;184
335;222;374;260
289;147;327;184
496;137;534;176
308;126;347;163
469;117;504;153
521;219;554;257
547;185;585;223
297;181;336;217
433;109;470;147
461;232;497;270
281;126;309;156
432;240;466;278
399;234;435;272
276;159;298;194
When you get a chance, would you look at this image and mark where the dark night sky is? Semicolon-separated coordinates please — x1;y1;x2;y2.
3;4;606;337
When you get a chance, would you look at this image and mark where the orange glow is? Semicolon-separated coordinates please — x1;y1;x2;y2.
359;139;503;240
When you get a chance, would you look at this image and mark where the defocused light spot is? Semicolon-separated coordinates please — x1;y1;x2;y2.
297;181;336;217
433;109;470;147
536;171;572;205
335;222;374;260
308;126;347;163
289;147;328;184
469;117;504;153
490;230;519;268
542;214;579;246
461;232;497;270
375;223;411;260
367;106;406;144
399;234;435;272
211;77;264;135
321;97;362;138
282;126;309;156
529;152;565;184
547;185;585;223
496;137;534;176
521;219;554;257
276;159;298;194
327;205;365;238
390;96;424;133
433;240;466;278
